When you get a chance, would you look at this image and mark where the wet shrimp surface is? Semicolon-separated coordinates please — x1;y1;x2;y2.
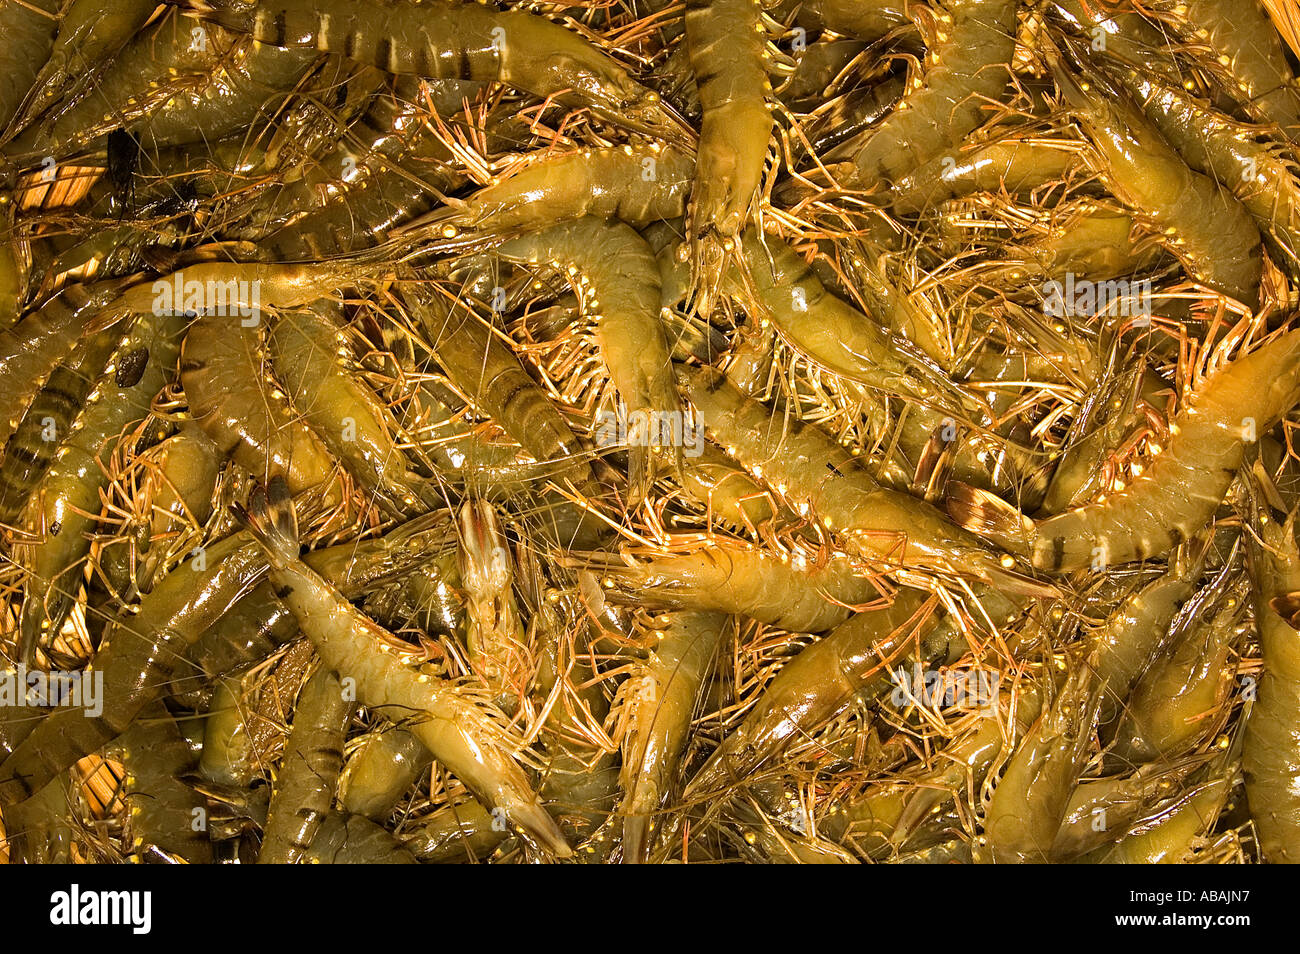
1;0;1299;864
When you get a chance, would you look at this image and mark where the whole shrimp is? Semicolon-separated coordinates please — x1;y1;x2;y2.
235;477;571;858
686;589;964;800
176;0;681;140
678;365;1052;602
1105;62;1300;282
619;611;729;863
850;0;1020;192
582;540;881;634
732;231;963;407
683;0;775;302
953;329;1300;573
417;144;694;236
268;301;440;516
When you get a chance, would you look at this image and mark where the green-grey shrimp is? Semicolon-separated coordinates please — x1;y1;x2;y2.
235;478;571;858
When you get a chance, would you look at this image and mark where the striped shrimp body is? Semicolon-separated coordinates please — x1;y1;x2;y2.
493;218;680;499
403;284;594;492
620;610;729;863
686;589;965;799
268;302;440;516
260;666;356;863
180;312;340;506
0;327;122;521
678;366;1050;603
684;0;775;299
236;479;571;858
1112;66;1300;282
8;15;304;159
185;0;680;140
428;145;694;235
850;0;1020;191
0;533;270;807
1052;61;1262;306
1242;512;1300;862
967;330;1300;574
587;540;881;633
0;282;126;449
17;309;188;667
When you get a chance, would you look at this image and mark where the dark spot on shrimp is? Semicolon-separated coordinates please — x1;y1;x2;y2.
271;10;289;46
49;521;61;537
115;347;150;388
1050;535;1066;570
106;129;140;214
275;584;295;599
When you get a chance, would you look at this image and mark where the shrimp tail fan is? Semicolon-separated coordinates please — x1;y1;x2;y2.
946;482;1035;558
232;476;300;567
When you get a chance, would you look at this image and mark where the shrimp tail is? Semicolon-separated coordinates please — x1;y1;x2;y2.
946;482;1035;558
231;477;300;568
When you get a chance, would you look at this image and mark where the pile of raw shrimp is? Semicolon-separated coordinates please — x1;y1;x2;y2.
1;0;1299;865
